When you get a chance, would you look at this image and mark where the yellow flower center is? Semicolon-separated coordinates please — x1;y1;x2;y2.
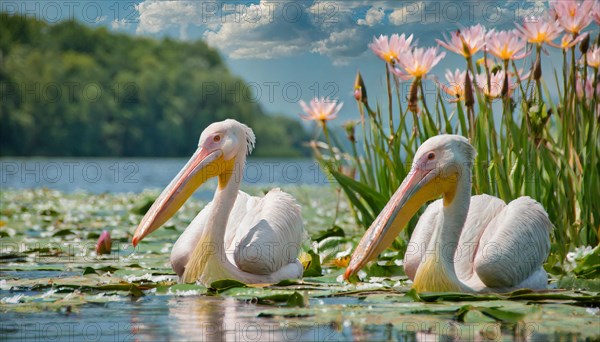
535;31;547;43
383;51;397;63
500;46;511;59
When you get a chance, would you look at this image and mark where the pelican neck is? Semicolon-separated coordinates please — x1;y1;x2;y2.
436;167;473;290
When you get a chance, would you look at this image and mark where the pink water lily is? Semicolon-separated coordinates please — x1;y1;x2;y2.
515;17;563;46
436;24;486;58
555;32;589;50
96;230;112;255
475;70;525;99
587;46;600;68
440;69;470;102
486;29;528;61
551;0;594;35
593;3;600;25
299;97;343;122
369;33;413;64
391;47;446;80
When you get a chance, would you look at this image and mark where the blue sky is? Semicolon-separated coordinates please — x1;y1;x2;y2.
3;0;588;122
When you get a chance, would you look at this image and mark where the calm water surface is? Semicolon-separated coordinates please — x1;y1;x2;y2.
0;158;328;197
1;296;355;341
1;159;592;341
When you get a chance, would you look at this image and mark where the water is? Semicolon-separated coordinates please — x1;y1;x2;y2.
0;296;351;341
2;159;596;341
0;158;329;195
0;157;344;341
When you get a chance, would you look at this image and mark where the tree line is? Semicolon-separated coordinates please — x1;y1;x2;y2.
0;13;309;157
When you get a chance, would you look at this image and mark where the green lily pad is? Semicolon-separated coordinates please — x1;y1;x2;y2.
455;305;526;323
155;283;206;295
209;279;248;293
302;250;323;277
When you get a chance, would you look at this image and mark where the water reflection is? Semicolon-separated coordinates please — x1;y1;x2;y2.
0;293;584;341
156;296;344;341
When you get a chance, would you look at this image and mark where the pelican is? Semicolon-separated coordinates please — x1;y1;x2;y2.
344;135;552;292
132;119;305;285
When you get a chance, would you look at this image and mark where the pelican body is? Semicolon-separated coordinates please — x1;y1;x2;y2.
345;135;552;292
132;120;304;285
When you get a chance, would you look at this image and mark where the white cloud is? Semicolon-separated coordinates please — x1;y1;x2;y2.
132;0;392;61
94;15;107;24
131;0;528;64
202;1;324;59
111;18;129;30
312;27;370;65
135;1;204;39
357;7;384;26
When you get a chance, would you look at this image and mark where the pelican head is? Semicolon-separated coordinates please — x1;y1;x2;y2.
344;135;475;280
132;119;255;247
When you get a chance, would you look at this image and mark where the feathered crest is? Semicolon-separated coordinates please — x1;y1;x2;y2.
455;136;476;167
242;123;256;155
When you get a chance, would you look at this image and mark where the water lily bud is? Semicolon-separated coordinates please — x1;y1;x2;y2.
408;80;419;113
464;71;474;108
580;33;590;55
354;71;367;103
96;230;111;255
338;164;356;179
344;121;357;143
533;54;542;81
501;72;509;98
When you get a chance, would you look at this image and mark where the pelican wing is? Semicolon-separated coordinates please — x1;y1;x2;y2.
170;189;304;282
455;195;506;282
404;195;505;281
231;189;305;275
403;194;550;291
170;192;258;277
473;196;552;288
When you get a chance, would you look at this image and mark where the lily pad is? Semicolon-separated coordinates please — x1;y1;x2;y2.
302;250;323;277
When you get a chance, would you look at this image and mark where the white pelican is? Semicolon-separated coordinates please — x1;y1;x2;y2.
132;119;305;285
344;135;552;292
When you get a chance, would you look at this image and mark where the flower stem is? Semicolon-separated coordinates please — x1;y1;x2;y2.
385;63;394;133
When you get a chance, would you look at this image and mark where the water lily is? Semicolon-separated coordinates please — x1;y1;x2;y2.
485;29;528;61
566;245;595;265
555;32;589;50
369;33;413;64
440;69;470;103
391;47;446;80
593;3;600;25
551;0;594;35
476;70;522;99
436;24;486;57
515;17;563;46
299;97;342;123
587;46;600;68
96;230;112;255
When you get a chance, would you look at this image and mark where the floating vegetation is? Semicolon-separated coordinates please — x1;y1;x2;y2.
1;188;598;340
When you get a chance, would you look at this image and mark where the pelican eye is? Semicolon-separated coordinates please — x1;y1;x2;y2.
213;135;221;142
427;152;435;160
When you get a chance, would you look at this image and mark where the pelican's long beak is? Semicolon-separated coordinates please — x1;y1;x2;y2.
132;147;228;247
344;166;446;280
